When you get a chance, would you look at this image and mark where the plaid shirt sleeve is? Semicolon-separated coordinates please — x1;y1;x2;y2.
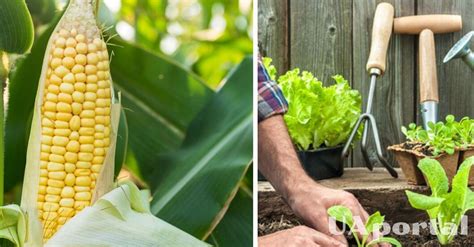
258;56;288;122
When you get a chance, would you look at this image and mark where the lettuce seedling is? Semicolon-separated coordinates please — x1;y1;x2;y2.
328;205;401;247
455;117;474;148
405;157;474;245
401;115;461;156
401;123;427;143
426;121;456;155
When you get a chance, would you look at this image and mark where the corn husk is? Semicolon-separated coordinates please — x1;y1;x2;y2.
46;181;209;246
2;0;210;246
0;205;26;247
1;182;209;246
20;0;119;245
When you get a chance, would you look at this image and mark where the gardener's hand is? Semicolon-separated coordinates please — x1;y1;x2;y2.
286;179;389;247
259;226;346;247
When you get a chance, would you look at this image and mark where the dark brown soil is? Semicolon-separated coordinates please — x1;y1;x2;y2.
259;215;474;246
259;188;474;246
402;142;433;156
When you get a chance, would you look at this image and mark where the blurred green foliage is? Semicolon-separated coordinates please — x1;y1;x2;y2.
115;0;253;88
26;0;253;88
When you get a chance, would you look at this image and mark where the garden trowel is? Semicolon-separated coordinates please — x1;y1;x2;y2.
393;14;462;129
342;3;398;178
419;29;439;130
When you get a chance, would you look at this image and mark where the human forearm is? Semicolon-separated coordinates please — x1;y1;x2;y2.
258;115;376;246
258;115;318;200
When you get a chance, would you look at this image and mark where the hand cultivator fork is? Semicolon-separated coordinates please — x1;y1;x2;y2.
341;3;398;178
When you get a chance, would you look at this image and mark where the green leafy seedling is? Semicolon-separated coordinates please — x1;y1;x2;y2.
455;117;474;148
327;205;401;247
401;115;464;156
401;123;426;142
405;157;474;245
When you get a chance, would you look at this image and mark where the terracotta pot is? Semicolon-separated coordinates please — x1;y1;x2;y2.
459;147;474;185
388;143;460;185
388;144;425;185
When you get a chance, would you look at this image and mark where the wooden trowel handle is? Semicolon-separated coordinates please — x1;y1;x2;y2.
394;15;462;34
366;3;394;74
419;29;439;103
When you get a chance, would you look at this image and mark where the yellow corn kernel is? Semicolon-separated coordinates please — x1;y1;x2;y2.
46;187;62;195
59;198;75;208
36;15;113;241
66;140;80;152
58;207;75;217
61;187;75;198
74;192;91;201
74;169;91;176
75;176;91;186
64;173;76;186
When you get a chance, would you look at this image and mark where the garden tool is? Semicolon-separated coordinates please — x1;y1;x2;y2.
419;29;439;130
393;14;462;129
342;3;398;178
443;31;474;70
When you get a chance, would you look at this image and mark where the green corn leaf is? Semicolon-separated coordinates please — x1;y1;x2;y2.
108;37;214;182
206;187;252;246
0;0;34;54
4;7;66;193
114;108;128;177
149;57;253;239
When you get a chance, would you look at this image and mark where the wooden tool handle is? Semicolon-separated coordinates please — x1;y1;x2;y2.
366;3;394;74
394;15;462;34
419;29;439;103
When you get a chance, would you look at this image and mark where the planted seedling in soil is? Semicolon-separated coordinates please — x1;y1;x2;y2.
405;157;474;245
327;205;401;247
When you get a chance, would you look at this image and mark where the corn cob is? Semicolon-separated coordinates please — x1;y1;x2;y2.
20;0;119;243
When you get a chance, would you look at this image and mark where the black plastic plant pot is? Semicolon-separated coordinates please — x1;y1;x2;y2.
257;145;345;181
297;145;344;180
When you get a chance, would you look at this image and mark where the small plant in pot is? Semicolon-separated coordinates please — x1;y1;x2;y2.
263;58;362;180
389;115;474;185
454;117;474;185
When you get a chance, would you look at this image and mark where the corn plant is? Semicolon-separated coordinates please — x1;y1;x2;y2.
0;0;253;246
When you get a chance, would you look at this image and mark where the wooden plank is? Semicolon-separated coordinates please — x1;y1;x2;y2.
352;0;416;168
289;0;352;85
259;168;408;191
416;0;474;123
257;0;289;74
289;0;352;167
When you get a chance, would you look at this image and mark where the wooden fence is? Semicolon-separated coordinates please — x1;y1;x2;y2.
258;0;474;167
